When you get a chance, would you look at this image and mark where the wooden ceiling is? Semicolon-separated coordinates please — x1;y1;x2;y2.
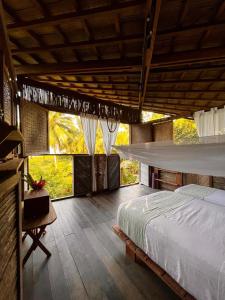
3;0;225;117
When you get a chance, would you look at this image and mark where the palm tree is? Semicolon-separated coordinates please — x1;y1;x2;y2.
49;111;77;154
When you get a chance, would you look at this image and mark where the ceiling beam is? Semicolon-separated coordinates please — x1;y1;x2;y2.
0;1;17;91
34;77;225;86
11;34;142;55
15;45;225;75
158;20;225;39
153;46;225;68
3;2;20;22
33;78;140;86
32;0;50;18
144;100;211;109
176;0;189;26
58;85;139;93
149;79;225;84
142;104;190;115
15;57;141;75
139;0;161;109
147;89;225;94
151;63;225;74
7;0;145;32
146;96;225;103
214;0;225;20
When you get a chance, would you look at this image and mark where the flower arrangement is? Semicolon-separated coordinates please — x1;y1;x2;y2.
23;173;46;191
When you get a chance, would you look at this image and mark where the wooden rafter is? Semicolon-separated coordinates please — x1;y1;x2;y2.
153;46;225;68
176;0;189;27
139;0;161;109
32;0;50;18
147;89;225;94
33;78;139;86
7;0;145;31
158;20;225;39
11;34;142;55
0;1;17;92
15;44;225;75
15;57;141;75
3;2;20;22
145;96;225;103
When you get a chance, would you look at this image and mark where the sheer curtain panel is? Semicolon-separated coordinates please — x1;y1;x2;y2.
194;107;225;137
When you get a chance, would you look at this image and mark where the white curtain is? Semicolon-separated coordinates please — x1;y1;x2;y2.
80;114;98;192
100;119;120;188
194;107;225;137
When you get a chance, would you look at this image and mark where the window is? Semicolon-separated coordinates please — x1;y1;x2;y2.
29;155;73;199
173;118;198;144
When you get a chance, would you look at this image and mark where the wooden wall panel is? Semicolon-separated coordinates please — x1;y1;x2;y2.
21;101;49;155
153;121;173;142
130;123;153;144
182;173;212;187
0;175;22;300
212;177;225;190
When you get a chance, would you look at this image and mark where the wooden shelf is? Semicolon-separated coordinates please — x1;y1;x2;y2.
155;178;180;187
156;168;181;174
0;158;24;174
0;122;23;158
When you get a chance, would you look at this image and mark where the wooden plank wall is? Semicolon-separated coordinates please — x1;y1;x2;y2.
130;122;153;144
0;175;22;300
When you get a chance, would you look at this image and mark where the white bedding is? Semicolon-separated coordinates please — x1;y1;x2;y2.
144;199;225;300
117;191;225;300
175;184;225;207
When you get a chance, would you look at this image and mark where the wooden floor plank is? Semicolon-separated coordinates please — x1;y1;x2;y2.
23;184;179;300
47;240;71;300
54;235;89;300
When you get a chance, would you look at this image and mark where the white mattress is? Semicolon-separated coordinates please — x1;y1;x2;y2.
144;198;225;300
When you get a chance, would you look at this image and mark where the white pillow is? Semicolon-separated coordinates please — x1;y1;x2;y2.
175;184;225;207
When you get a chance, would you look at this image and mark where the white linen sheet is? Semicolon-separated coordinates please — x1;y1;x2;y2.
175;184;225;207
117;191;193;249
144;199;225;300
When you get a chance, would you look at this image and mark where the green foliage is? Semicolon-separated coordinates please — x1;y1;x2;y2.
29;155;73;199
120;159;139;186
173;118;198;144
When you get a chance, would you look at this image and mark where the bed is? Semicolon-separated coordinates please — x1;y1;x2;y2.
114;189;225;300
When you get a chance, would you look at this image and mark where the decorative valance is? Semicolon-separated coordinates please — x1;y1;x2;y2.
18;78;140;124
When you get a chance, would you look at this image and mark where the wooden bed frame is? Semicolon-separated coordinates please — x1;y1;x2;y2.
112;224;195;300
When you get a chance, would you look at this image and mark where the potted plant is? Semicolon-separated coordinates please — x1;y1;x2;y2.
23;173;46;191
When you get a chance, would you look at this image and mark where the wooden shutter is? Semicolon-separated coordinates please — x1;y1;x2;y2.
95;154;107;192
21;101;49;155
73;155;92;196
108;154;120;190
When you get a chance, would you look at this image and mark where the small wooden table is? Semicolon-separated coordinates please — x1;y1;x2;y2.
22;201;57;266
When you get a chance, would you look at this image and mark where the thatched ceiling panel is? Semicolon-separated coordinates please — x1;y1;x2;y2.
3;0;225;117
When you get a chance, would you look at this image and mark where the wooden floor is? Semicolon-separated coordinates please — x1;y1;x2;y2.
23;184;179;300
